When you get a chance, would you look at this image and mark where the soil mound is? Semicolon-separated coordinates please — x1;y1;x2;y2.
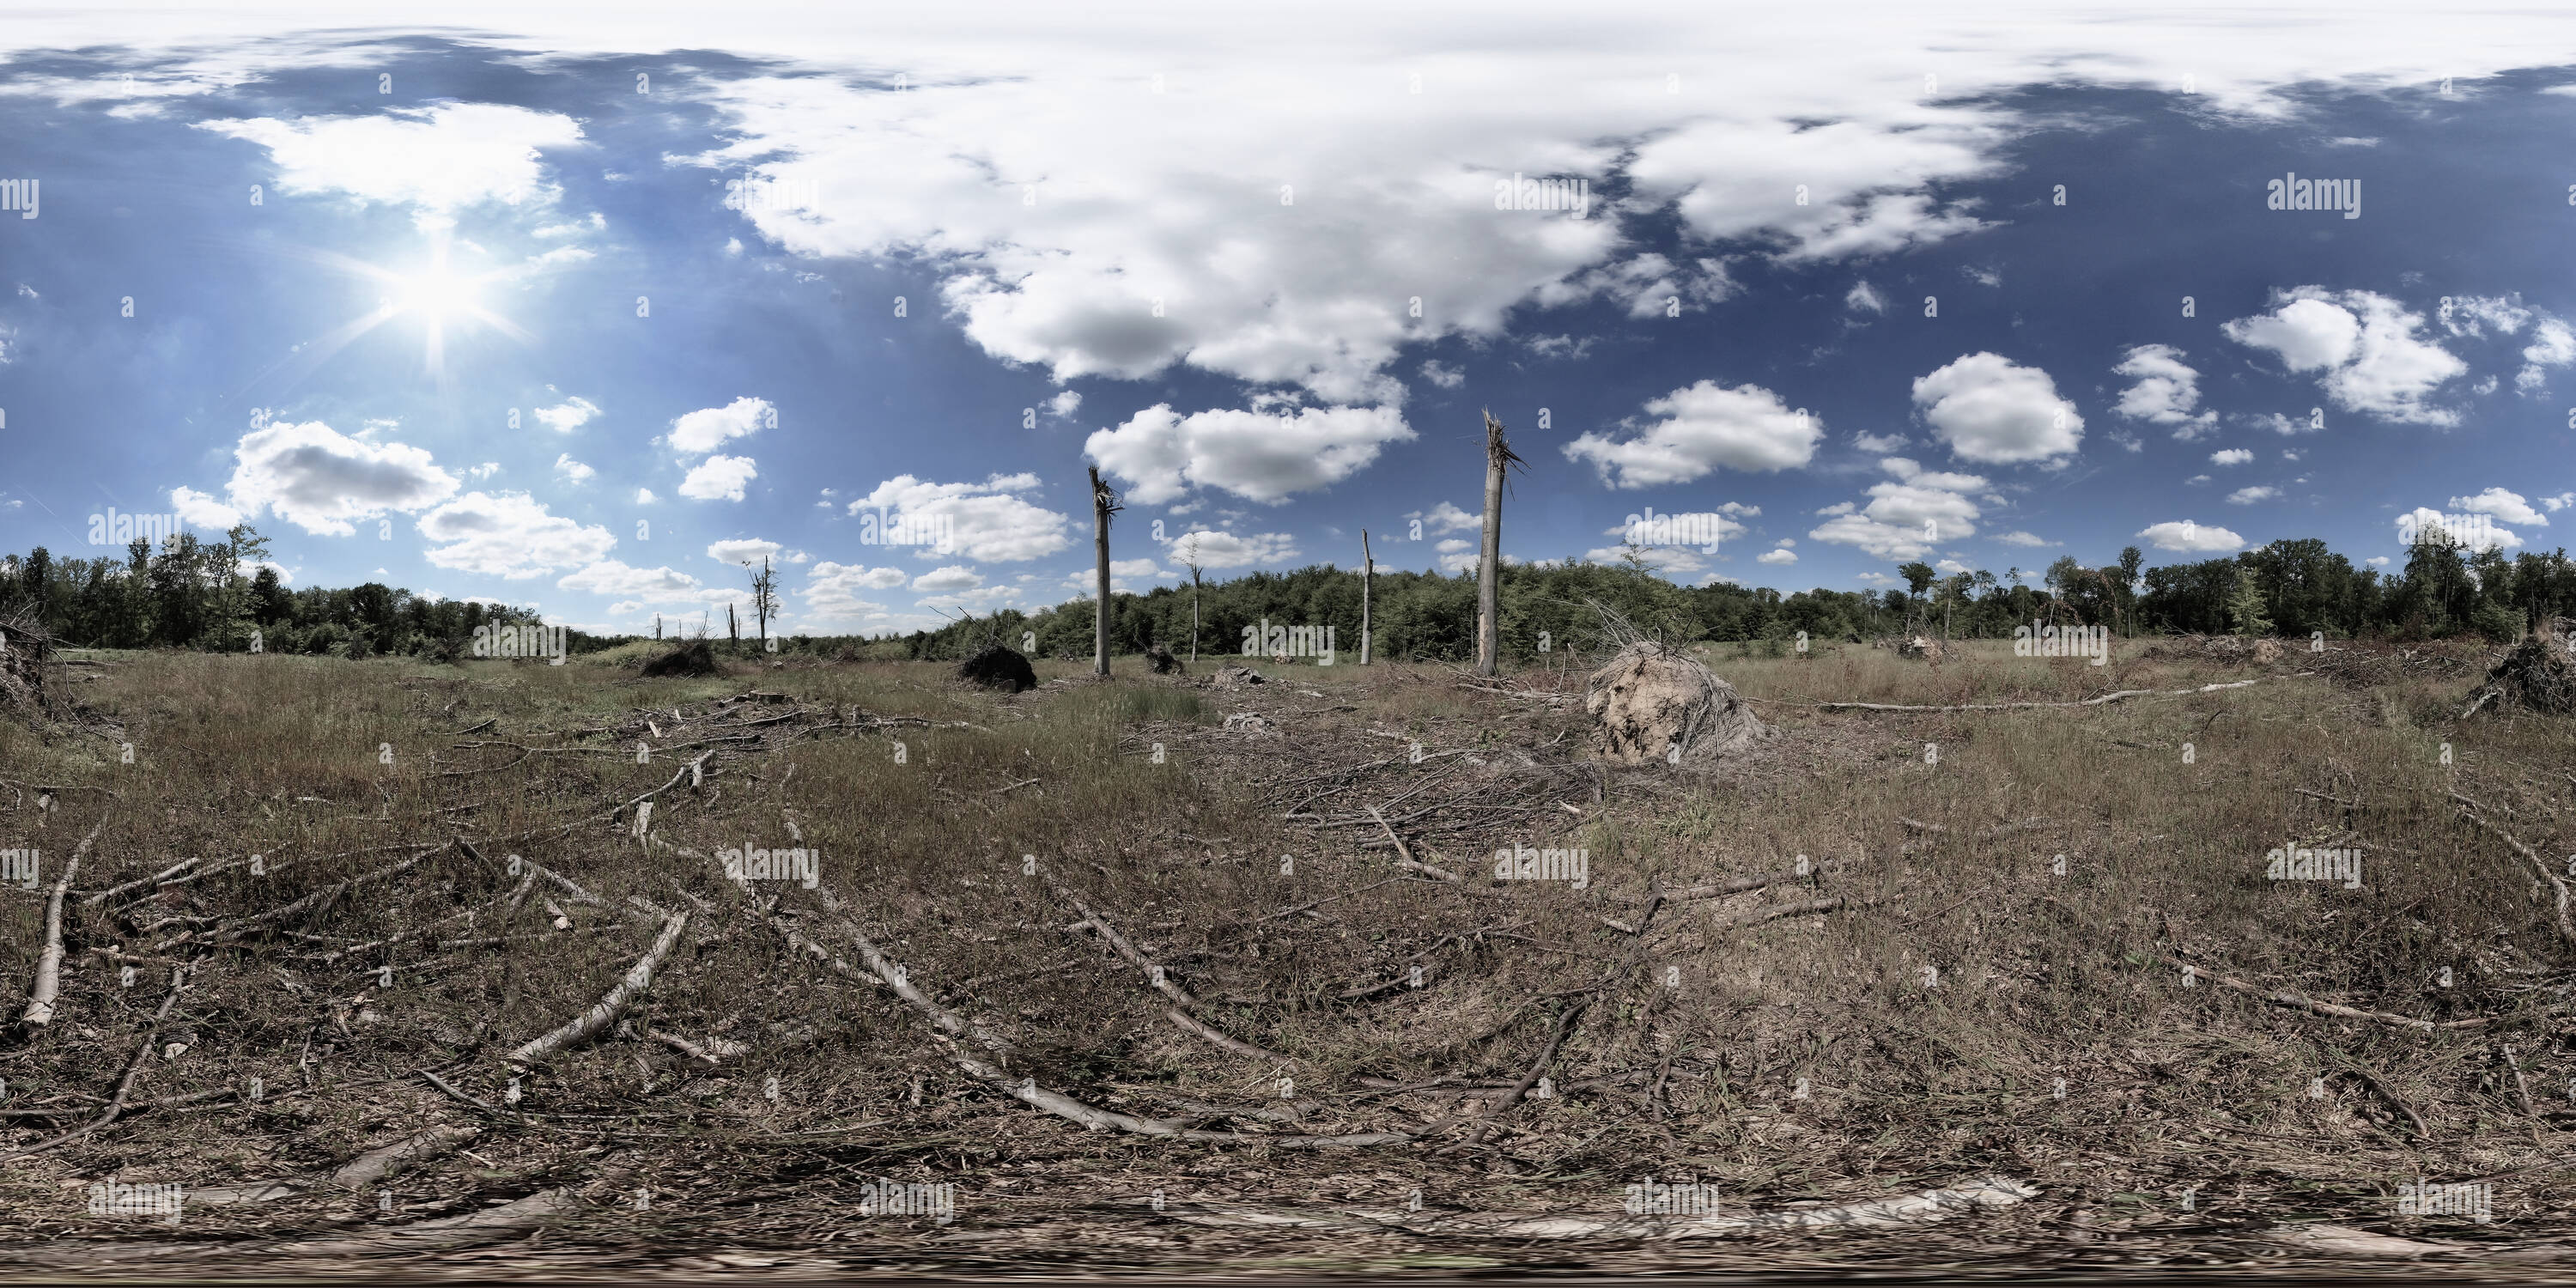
957;644;1037;693
1212;665;1266;687
1583;641;1765;766
641;641;720;678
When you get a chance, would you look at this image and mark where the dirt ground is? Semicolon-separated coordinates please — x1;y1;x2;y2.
4;636;2574;1280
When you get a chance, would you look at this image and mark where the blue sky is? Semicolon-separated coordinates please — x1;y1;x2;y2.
2;3;2573;635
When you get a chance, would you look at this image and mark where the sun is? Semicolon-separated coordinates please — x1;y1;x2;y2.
397;261;483;321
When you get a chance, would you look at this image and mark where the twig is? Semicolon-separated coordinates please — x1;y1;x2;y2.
2154;953;2497;1031
0;967;185;1162
1787;679;2261;713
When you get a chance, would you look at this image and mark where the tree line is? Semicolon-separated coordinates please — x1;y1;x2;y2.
3;520;2568;664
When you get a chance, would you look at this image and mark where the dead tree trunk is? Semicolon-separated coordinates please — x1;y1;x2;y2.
1475;410;1520;677
1089;465;1119;677
726;603;738;642
1360;529;1373;666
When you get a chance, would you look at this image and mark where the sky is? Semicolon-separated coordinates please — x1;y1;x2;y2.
2;1;2574;635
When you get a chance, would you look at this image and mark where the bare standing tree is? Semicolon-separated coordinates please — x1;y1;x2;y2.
1089;465;1120;677
1359;528;1373;665
742;556;779;649
1178;532;1204;664
1475;410;1522;678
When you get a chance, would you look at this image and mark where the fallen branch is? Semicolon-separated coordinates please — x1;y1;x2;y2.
2154;954;2496;1031
1052;881;1303;1066
0;966;185;1162
2450;796;2576;948
1159;1175;2038;1238
1449;999;1586;1151
1788;679;2261;713
505;909;690;1066
19;818;102;1029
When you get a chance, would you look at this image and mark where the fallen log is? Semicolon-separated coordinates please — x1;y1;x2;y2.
19;818;103;1029
506;910;690;1066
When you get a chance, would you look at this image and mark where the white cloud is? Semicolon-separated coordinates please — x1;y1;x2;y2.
469;462;502;480
2209;448;2252;465
2518;319;2576;393
1163;529;1298;569
1911;353;2082;465
1844;281;1886;314
2543;491;2576;513
1851;430;1908;453
1757;547;1797;565
2398;506;2521;551
1042;390;1083;420
533;396;598;433
557;560;704;598
2222;288;2465;425
1564;380;1820;488
669;396;773;454
679;454;758;501
2226;485;2278;505
223;419;459;536
848;473;1070;562
195;104;582;225
911;565;984;592
2439;295;2530;338
1416;501;1481;535
1419;359;1465;389
1807;459;1986;561
2111;343;2219;439
707;538;785;565
2136;519;2245;553
168;486;242;530
2451;487;2548;526
1994;531;2050;547
419;491;617;580
800;562;903;629
1087;403;1413;504
635;487;657;504
2367;555;2391;567
553;453;595;483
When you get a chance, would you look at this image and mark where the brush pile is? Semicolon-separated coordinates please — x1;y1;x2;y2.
1583;640;1765;767
957;643;1037;693
0;612;55;720
2464;617;2576;717
639;640;720;678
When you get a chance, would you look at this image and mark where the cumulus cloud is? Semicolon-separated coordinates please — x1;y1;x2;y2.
2210;448;2252;465
1844;280;1886;314
557;560;705;598
848;474;1070;562
223;419;459;536
1419;360;1465;389
1994;531;2051;547
2227;485;2278;505
2398;505;2521;551
2518;319;2576;393
1807;458;1986;561
1564;380;1820;488
2111;344;2219;439
910;565;984;592
1851;430;1908;453
553;453;594;483
1086;403;1412;504
168;486;242;530
1910;353;2082;465
195;104;583;224
1042;390;1083;421
1757;547;1797;565
2222;288;2465;425
2451;487;2548;526
1415;501;1482;535
533;396;598;433
707;538;784;565
669;396;773;454
419;491;617;579
1162;529;1297;569
2136;519;2245;553
678;454;758;501
800;562;903;629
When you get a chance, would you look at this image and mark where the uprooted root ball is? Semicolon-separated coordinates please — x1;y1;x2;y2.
957;644;1038;693
1583;641;1766;766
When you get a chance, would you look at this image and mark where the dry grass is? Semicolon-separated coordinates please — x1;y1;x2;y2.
3;635;2574;1273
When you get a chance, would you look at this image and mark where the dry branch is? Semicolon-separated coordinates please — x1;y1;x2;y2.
0;966;185;1162
2449;794;2576;947
19;817;102;1029
1787;678;2262;713
2155;954;2496;1031
506;909;690;1066
1052;881;1302;1065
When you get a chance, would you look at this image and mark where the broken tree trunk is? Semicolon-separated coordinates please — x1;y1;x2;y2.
20;818;103;1030
507;909;690;1065
1361;529;1373;665
1476;410;1519;678
1090;465;1117;677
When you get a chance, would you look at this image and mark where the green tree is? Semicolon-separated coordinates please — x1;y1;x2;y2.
2226;563;2273;637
